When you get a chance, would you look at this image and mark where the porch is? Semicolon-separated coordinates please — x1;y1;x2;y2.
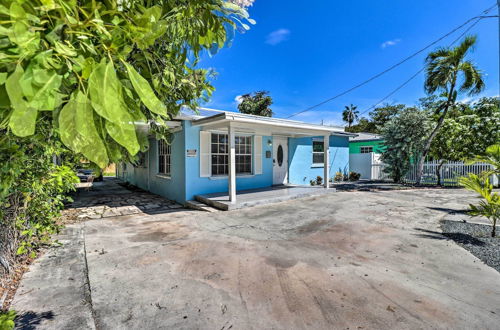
192;111;354;205
194;185;336;211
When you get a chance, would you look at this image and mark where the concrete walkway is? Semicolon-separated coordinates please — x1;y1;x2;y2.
11;185;500;329
68;178;185;219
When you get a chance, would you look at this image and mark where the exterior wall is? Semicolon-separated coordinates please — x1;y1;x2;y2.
183;121;274;201
117;129;186;204
349;153;373;180
349;140;384;154
146;133;186;203
116;120;352;202
288;135;350;185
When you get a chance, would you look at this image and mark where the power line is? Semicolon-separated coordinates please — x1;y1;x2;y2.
285;3;498;119
357;10;492;117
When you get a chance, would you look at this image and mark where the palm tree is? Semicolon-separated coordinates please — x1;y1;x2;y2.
416;35;485;184
342;104;359;127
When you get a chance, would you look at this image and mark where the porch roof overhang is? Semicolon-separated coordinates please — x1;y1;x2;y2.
191;112;357;138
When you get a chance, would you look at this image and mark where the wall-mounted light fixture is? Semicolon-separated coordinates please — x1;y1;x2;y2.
267;139;272;147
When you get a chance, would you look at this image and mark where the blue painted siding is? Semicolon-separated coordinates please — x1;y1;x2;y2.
288;135;349;185
117;119;351;203
184;121;273;201
146;132;186;203
117;130;186;204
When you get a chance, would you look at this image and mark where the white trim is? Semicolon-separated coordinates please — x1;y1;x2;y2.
192;112;353;135
254;135;263;175
312;140;325;165
228;124;236;203
209;174;255;180
199;131;211;177
323;135;330;189
156;174;171;180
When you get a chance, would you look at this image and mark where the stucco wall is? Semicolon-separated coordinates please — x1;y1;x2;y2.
288;135;350;185
146;133;186;204
184;121;274;201
116;130;186;204
349;140;385;154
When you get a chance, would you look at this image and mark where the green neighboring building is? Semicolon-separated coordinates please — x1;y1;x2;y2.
349;132;384;154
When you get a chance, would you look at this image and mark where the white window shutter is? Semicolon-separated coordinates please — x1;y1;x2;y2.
254;135;262;175
200;131;211;177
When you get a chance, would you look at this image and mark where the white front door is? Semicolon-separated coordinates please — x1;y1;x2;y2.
273;137;288;185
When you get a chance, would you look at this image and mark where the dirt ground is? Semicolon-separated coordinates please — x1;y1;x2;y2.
10;183;500;329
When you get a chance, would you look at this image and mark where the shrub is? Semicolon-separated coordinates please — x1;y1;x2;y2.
316;176;323;185
1;129;79;279
349;172;361;181
334;172;344;182
0;310;16;330
310;176;323;186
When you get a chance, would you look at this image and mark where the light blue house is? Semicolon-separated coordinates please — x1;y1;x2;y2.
117;109;353;208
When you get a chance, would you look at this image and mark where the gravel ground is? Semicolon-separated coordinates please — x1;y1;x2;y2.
441;220;500;272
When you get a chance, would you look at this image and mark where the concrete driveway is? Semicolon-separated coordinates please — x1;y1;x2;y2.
12;187;500;329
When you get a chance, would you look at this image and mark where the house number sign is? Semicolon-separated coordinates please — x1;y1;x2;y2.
186;149;197;157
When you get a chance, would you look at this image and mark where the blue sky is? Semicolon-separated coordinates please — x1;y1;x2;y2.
199;0;499;125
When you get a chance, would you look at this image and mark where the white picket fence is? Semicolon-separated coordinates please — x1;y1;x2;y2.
372;160;496;186
371;163;392;181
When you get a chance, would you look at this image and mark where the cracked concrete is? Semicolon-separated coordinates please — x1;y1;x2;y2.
10;182;500;329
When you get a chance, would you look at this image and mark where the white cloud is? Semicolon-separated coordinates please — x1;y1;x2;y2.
381;38;401;49
266;29;291;45
234;95;244;104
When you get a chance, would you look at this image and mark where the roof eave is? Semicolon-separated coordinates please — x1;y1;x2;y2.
192;112;355;136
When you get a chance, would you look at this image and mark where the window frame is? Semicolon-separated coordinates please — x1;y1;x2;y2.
158;140;171;177
312;140;325;165
210;132;253;177
360;146;374;154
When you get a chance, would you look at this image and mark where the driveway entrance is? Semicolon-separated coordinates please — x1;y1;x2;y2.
11;187;500;329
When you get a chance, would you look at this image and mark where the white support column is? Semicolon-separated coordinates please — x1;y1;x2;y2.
323;135;330;189
228;123;237;203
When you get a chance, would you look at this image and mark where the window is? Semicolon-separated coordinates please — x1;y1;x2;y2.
235;136;252;174
211;133;252;176
360;146;373;153
158;140;171;176
211;133;228;175
312;140;324;164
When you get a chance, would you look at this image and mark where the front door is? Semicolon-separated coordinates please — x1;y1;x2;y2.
273;137;288;185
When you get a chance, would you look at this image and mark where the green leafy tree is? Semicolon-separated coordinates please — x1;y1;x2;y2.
428;97;499;184
417;35;485;184
342;104;358;127
346;104;403;133
369;104;403;130
429;118;468;185
0;0;253;282
237;91;273;117
345;117;374;133
459;145;500;237
0;0;253;169
381;108;432;182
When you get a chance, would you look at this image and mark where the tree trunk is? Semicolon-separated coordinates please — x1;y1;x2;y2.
416;83;456;185
492;218;497;238
436;161;445;186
